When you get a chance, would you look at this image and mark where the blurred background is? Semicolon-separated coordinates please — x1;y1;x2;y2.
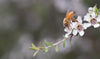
0;0;100;59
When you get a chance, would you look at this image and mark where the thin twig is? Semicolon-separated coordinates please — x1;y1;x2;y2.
43;35;72;49
31;35;72;56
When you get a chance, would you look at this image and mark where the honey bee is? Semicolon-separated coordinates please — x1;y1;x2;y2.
63;10;78;28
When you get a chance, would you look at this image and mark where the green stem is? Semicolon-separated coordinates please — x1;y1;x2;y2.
32;35;72;56
45;35;72;49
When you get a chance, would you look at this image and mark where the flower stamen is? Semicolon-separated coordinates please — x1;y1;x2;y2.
77;25;83;31
90;18;97;24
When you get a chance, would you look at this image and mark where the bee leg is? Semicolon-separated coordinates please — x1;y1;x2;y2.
63;22;69;28
67;20;71;29
67;23;70;29
72;17;78;22
63;18;66;27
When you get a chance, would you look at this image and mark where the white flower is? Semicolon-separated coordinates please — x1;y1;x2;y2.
72;16;85;36
88;7;95;13
64;5;100;37
84;6;100;28
87;6;96;18
84;13;100;28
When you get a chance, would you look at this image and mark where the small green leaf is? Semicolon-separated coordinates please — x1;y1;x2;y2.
94;5;99;16
44;40;53;46
29;47;36;50
63;41;66;48
55;45;58;52
29;44;37;50
33;50;39;56
32;44;36;48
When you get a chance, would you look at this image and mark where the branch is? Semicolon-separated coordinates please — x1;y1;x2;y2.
30;35;73;56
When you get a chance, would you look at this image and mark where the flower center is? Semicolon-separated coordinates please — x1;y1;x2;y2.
77;25;83;31
90;18;97;24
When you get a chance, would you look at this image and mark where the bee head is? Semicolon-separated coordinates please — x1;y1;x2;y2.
71;11;75;14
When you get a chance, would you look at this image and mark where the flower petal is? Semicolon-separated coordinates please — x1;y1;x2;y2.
88;7;93;13
64;27;68;32
79;31;84;36
88;7;93;11
65;31;71;38
96;15;100;22
92;6;95;12
73;29;78;35
71;22;77;28
77;16;82;23
91;12;96;18
93;24;100;28
84;13;91;21
83;23;91;29
65;33;69;38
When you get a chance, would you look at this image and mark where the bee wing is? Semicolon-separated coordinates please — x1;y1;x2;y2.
65;9;69;18
66;9;69;15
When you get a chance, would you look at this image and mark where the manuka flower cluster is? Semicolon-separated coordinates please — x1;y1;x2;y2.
64;5;100;38
30;5;100;57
